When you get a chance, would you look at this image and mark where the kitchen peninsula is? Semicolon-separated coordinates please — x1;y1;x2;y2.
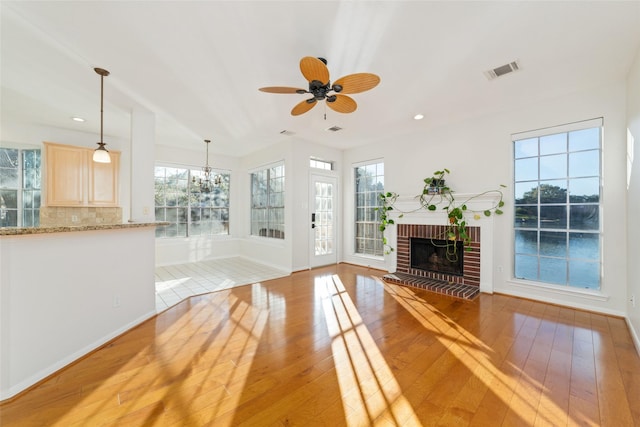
0;221;167;400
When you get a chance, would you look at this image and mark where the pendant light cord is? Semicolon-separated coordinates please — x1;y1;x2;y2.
100;73;104;143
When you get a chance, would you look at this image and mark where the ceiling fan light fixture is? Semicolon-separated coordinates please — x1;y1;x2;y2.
93;67;111;163
259;56;380;116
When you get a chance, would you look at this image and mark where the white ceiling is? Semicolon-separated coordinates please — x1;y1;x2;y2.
2;1;639;157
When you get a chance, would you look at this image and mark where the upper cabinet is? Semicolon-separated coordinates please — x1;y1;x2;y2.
44;142;120;207
88;151;120;205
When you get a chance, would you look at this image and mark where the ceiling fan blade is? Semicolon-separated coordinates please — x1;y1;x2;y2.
291;98;317;116
259;86;306;94
326;94;357;114
300;57;330;85
333;73;380;94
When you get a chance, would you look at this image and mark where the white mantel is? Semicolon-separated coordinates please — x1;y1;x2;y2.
384;193;502;294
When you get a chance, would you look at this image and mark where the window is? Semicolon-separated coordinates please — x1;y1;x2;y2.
154;166;230;238
0;148;41;227
310;158;333;170
354;161;384;256
513;119;602;289
251;163;285;239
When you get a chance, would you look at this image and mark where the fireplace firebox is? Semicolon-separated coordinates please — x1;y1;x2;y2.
410;238;464;276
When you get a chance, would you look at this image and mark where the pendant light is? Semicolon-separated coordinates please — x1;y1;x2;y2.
93;67;111;163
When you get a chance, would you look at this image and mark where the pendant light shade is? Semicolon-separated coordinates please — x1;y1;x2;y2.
93;67;111;163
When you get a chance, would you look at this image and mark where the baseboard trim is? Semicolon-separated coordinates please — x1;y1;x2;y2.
1;310;157;402
626;317;640;357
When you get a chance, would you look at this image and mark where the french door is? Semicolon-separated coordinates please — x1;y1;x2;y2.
310;174;337;267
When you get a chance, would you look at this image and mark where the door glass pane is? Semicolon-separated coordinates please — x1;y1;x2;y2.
315;181;334;256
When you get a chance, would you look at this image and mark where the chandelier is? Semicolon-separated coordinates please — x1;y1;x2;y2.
192;139;222;193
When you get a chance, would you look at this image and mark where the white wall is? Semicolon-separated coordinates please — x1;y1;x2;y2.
0;228;157;400
626;47;640;351
129;108;156;223
343;81;629;316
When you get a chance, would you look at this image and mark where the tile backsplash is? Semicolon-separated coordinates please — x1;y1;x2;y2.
40;207;122;226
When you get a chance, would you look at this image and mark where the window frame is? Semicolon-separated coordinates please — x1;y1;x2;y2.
250;161;285;239
0;147;41;228
353;159;384;258
310;158;333;171
512;118;602;290
154;164;230;238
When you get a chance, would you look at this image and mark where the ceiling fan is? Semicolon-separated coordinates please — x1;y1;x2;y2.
259;57;380;116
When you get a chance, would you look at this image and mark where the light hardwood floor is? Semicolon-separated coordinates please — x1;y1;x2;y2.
1;263;639;426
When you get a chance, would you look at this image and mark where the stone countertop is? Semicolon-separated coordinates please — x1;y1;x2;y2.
0;222;170;236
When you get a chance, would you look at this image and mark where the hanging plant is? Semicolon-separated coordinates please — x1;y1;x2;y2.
376;168;506;258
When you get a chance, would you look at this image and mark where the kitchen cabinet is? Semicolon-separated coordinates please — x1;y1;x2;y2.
44;142;120;207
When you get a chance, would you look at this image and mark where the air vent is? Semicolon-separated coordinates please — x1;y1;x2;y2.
484;60;521;80
326;125;343;132
280;130;295;136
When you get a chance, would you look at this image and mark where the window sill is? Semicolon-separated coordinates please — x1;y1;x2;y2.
156;234;233;241
352;253;385;262
506;278;609;302
248;235;286;246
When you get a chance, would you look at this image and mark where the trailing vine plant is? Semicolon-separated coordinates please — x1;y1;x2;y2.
376;169;506;260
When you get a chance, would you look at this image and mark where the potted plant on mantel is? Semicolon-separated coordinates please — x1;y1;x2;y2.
376;168;506;260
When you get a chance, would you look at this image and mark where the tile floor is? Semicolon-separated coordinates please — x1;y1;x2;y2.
154;257;290;312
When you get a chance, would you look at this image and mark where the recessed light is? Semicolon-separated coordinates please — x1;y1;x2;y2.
72;117;85;122
414;114;424;120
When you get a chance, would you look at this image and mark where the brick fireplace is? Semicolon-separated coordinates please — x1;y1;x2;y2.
384;223;482;299
380;194;499;298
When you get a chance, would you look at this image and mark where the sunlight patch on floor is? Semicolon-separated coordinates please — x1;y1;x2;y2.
383;282;572;425
76;291;270;425
316;274;422;426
